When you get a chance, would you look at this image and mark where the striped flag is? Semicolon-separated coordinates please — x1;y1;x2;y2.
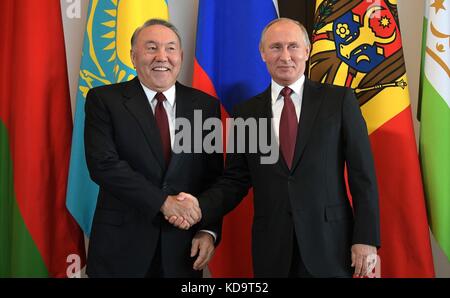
419;0;450;262
310;0;435;277
193;0;277;277
66;0;169;235
0;0;85;277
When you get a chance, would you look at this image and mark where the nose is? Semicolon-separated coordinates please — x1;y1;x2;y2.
280;46;291;62
155;48;168;61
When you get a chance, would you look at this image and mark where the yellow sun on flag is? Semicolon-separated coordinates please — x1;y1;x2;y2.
101;0;169;82
379;16;391;28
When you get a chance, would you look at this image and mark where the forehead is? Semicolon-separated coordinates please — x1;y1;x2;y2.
137;24;179;44
264;21;303;43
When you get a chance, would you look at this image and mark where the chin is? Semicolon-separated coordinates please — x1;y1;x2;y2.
276;76;294;83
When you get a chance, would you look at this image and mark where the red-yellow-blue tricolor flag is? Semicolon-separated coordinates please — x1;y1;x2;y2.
193;0;277;277
310;0;434;277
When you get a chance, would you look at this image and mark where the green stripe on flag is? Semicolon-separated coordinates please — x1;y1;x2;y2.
0;121;49;277
419;76;450;262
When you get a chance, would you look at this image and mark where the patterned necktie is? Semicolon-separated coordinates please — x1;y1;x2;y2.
279;87;298;169
154;92;171;166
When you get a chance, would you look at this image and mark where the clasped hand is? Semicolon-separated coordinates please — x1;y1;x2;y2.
160;192;200;229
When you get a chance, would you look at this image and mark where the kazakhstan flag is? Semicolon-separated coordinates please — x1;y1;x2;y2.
66;0;169;235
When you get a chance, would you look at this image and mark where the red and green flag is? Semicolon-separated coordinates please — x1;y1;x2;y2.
0;0;85;277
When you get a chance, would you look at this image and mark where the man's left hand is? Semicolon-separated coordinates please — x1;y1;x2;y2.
351;244;377;277
191;231;215;271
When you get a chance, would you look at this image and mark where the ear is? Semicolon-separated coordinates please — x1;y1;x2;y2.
260;49;266;62
130;49;136;69
305;46;310;61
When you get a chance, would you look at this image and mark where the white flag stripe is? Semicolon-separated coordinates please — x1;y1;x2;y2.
424;0;450;107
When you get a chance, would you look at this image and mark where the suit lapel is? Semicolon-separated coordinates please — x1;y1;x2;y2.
165;82;194;177
122;77;165;171
254;87;290;172
291;79;324;172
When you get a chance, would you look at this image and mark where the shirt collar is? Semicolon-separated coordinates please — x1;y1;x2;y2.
140;81;176;107
271;75;305;105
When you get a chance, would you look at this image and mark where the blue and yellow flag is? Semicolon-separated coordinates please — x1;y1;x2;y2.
66;0;169;235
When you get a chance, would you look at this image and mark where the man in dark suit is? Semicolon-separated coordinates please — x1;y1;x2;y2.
84;19;223;277
170;18;380;278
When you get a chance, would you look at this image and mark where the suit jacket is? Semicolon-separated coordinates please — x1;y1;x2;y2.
199;79;380;277
84;77;223;277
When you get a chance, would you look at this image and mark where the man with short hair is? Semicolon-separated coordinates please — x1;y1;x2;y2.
171;18;380;278
85;19;223;277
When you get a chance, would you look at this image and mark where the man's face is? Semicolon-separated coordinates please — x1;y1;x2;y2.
131;24;183;92
260;20;310;86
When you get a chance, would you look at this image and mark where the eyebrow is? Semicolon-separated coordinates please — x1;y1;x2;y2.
269;41;300;47
144;40;178;46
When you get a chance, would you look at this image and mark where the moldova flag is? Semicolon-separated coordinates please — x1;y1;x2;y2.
193;0;277;277
310;0;435;277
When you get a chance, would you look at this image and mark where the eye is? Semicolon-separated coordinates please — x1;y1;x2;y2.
270;44;281;50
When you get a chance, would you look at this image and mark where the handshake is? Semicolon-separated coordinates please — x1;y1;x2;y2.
160;192;202;230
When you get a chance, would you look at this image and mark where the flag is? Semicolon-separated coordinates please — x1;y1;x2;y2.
193;0;277;277
277;0;316;50
309;0;435;277
0;1;85;277
419;0;450;262
66;0;169;235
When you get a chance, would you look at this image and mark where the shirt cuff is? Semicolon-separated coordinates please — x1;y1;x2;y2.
198;229;217;243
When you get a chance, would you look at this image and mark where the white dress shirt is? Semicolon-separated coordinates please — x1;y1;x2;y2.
271;75;305;144
141;83;177;149
140;82;216;242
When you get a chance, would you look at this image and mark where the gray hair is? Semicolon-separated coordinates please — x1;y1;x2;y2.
130;19;182;48
259;18;310;51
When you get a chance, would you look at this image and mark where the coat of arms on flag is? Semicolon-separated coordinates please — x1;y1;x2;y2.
310;0;435;277
310;0;407;107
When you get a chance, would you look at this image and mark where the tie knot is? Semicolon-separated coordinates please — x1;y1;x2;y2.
280;87;293;98
155;92;167;103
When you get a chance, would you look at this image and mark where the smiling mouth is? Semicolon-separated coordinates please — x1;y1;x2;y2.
152;67;170;71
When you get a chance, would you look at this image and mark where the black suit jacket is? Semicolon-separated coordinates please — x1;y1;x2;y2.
84;77;223;277
199;79;380;277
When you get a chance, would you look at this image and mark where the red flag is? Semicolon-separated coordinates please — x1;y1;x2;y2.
0;1;86;277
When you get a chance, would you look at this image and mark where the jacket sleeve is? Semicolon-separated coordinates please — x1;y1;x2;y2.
342;88;381;247
198;105;252;227
84;88;167;220
196;99;225;245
